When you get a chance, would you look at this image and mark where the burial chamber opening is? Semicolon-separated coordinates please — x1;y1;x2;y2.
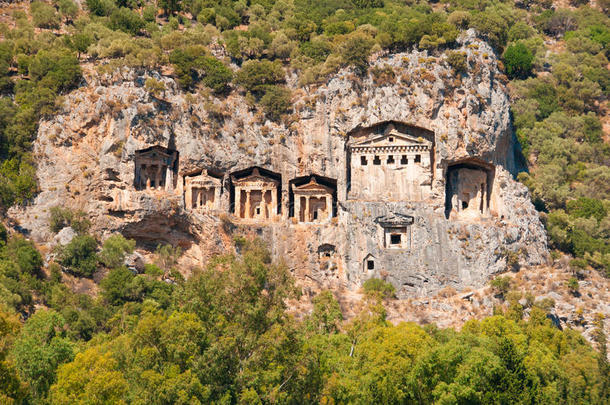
444;158;495;219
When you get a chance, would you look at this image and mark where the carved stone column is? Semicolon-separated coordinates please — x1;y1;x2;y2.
270;188;277;217
214;186;221;210
234;187;241;216
294;195;301;222
245;190;251;219
325;195;331;220
305;196;310;222
185;181;192;209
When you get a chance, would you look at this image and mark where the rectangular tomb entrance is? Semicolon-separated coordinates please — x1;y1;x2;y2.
290;176;336;223
347;121;434;201
231;168;280;220
134;145;179;191
184;169;222;211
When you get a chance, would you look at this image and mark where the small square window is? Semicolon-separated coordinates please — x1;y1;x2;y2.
367;260;375;270
360;156;367;166
415;154;421;163
387;155;395;164
389;136;394;142
390;234;402;245
401;155;408;165
256;207;261;215
373;156;381;165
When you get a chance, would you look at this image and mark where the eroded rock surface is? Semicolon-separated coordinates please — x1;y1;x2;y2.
9;31;549;298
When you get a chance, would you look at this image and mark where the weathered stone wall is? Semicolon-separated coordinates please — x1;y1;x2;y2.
8;30;549;297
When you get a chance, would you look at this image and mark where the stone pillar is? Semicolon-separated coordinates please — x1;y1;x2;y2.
198;188;203;209
294;194;301;222
165;165;173;191
245;190;251;219
325;195;331;220
271;188;277;217
305;196;310;222
214;186;221;210
146;176;151;190
156;165;162;190
185;181;192;209
234;187;241;216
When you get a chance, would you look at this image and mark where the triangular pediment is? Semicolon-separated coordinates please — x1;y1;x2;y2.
136;145;175;159
374;213;415;226
352;132;430;148
293;179;333;194
233;168;278;185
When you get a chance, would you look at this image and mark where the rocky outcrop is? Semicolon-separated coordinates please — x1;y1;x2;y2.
9;30;549;298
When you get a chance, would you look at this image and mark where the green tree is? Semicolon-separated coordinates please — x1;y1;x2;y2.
99;234;135;269
11;310;73;399
58;235;98;277
260;85;292;121
50;347;128;404
503;42;534;79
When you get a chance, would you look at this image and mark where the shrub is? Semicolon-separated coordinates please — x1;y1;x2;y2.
235;60;285;96
98;234;135;269
503;42;534;79
58;235;98;277
362;278;396;299
144;78;165;98
31;2;61;29
109;7;144;35
57;0;78;22
86;0;115;16
200;57;233;93
566;197;607;222
446;51;467;74
260;85;292;121
49;206;90;234
2;236;43;276
339;32;374;74
100;266;135;305
490;275;511;297
567;277;579;295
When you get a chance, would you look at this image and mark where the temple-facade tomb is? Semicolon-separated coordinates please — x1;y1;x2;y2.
231;168;280;220
290;176;336;223
134;145;178;191
347;122;434;201
445;159;494;220
184;169;222;212
375;213;414;250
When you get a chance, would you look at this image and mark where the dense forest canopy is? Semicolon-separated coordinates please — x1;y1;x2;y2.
0;0;609;403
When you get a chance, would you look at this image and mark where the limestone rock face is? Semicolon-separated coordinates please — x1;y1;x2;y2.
9;30;549;297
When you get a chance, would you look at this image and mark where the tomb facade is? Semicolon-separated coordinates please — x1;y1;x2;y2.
347;122;434;201
291;177;335;223
184;169;222;212
134;146;178;191
445;159;494;220
231;168;280;220
375;213;414;249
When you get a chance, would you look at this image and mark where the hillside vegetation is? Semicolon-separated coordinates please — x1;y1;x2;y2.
0;0;609;402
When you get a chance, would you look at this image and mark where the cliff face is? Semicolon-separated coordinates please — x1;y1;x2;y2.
9;31;549;298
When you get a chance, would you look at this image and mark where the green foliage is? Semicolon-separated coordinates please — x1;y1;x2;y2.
567;277;579;294
170;46;232;91
31;1;61;29
11;310;73;400
49;206;91;234
58;235;98;277
566;197;607;222
362;277;396;299
50;347;128;404
109;7;145;35
308;290;343;334
490;275;511;296
260;84;292;121
446;50;467;74
99;234;135;269
503;42;534;79
235;59;285;95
